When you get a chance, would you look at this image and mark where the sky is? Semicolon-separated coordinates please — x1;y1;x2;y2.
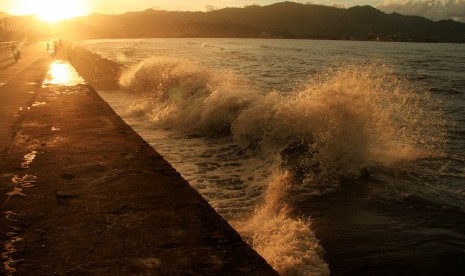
1;0;464;22
0;0;380;15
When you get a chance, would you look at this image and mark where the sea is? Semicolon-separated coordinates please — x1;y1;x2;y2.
78;38;465;275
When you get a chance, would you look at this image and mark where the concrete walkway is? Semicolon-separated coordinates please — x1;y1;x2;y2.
0;44;276;275
0;42;50;165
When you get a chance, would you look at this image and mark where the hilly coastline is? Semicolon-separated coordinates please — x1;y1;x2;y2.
2;2;465;42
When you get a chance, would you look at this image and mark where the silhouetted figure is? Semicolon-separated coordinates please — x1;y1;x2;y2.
47;41;50;51
13;50;21;62
11;43;20;62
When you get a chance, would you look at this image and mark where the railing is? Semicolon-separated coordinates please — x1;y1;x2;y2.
0;41;18;52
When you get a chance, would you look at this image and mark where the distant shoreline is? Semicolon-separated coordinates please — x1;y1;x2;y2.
76;36;462;44
2;3;465;43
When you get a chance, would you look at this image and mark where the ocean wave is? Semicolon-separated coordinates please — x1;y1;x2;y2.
118;56;446;275
120;56;257;135
120;57;446;177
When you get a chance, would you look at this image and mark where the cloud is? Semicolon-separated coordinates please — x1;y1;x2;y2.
377;0;465;22
205;5;217;11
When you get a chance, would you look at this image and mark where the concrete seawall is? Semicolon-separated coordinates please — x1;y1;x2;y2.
0;43;277;275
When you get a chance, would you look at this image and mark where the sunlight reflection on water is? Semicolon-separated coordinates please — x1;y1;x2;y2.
42;60;86;87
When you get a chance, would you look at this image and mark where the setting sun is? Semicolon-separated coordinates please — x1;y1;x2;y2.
11;0;89;22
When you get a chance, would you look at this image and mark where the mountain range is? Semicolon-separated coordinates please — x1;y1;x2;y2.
2;2;465;42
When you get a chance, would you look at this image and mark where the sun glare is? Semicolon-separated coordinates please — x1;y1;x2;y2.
12;0;89;23
43;61;86;86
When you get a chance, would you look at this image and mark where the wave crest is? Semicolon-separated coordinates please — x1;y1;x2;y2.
120;57;446;195
120;57;257;135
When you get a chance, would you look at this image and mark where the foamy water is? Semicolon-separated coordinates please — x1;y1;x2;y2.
80;39;465;275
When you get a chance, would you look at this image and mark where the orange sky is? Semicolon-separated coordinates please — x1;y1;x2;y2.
1;0;380;16
1;0;463;23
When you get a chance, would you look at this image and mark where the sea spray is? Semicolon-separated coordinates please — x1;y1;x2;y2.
118;57;446;274
233;172;330;275
120;57;258;135
121;58;445;168
232;62;446;193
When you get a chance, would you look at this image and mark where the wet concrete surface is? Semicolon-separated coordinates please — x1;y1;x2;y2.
0;45;276;275
0;43;50;167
